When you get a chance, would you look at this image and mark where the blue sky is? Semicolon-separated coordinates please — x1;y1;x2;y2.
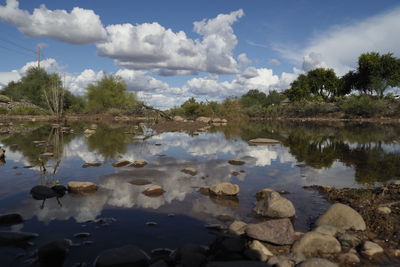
1;0;400;108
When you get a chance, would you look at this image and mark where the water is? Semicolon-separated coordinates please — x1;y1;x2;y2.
1;120;400;265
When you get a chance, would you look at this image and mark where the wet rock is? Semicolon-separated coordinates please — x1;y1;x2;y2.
254;191;295;218
130;179;152;186
245;218;295;245
199;186;210;195
267;253;305;266
297;258;338;267
248;240;273;261
112;160;131;167
210;195;239;208
229;220;247;235
73;232;91;238
82;162;102;168
0;213;23;226
249;138;280;145
338;252;360;264
209;182;240;196
255;188;274;201
38;239;71;267
196;117;211;123
173;243;207;266
206;261;269;267
83;241;93;245
208;236;246;261
173;116;185;122
0;148;5;159
228;159;245;166
377;206;391;214
205;224;227;231
313;225;343;237
361;241;383;257
336;232;360;248
315;203;366;231
131;160;148;168
216;214;233;222
292;232;341;257
94;245;150;267
0;231;38;246
181;167;197;176
68;181;98;194
142;185;165;197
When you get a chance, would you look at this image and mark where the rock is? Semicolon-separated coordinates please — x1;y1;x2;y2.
206;261;269;267
229;220;247;235
73;232;91;238
83;129;96;136
94;245;150;267
255;188;274;201
205;224;227;231
210;196;239;208
336;233;360;248
267;253;305;266
245;218;295;245
67;181;98;194
199;186;210;195
181;167;197;176
231;171;239;176
41;152;54;157
338;252;360;264
361;241;383;257
292;232;341;257
82;162;102;168
0;148;5;159
254;191;296;218
173;116;185;122
377;206;391;214
248;240;273;261
130;179;152;186
228;159;245;166
0;213;23;226
313;225;343;236
146;222;157;226
112;160;131;167
196;116;211;123
131;160;147;168
249;138;280;145
173;243;207;265
209;183;240;196
208;236;245;261
297;258;338;267
315;203;366;231
38;239;71;267
90;124;98;130
216;214;233;222
0;231;38;246
143;185;165;197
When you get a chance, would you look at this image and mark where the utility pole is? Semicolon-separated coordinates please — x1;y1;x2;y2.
37;46;40;68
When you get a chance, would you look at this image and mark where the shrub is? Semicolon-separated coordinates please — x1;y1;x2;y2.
0;94;11;103
10;106;49;115
341;95;386;117
0;107;8;114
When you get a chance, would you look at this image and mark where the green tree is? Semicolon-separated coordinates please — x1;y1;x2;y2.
307;68;340;99
284;74;311;101
265;90;286;105
240;89;267;107
86;75;137;112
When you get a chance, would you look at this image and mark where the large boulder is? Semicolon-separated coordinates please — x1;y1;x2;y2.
67;181;98;194
292;232;341;257
209;183;240;196
315;203;366;231
254;191;295;218
94;245;150;267
245;218;295;245
38;239;71;267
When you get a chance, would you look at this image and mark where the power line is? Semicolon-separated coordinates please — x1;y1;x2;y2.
0;37;36;55
0;43;36;59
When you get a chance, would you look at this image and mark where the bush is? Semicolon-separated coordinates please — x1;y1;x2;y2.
0;107;8;114
10;106;49;115
0;94;11;103
341;95;386;117
284;100;337;117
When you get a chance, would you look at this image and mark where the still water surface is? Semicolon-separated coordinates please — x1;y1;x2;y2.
1;121;400;265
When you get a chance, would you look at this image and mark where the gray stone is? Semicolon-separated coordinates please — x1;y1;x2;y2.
94;245;150;267
315;203;366;231
255;188;274;201
209;183;240;196
173;116;185;122
142;185;165;197
297;258;338;267
0;213;23;226
292;232;341;257
229;220;247;235
336;233;360;248
254;191;295;218
361;241;384;257
0;231;38;246
313;225;343;236
196;117;211;123
38;239;71;267
245;218;295;245
267;252;305;266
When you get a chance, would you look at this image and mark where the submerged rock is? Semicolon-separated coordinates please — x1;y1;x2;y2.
254;191;295;218
245;218;295;245
130;179;152;186
0;231;38;246
131;160;148;168
292;232;341;257
209;182;240;196
315;203;366;231
94;245;150;267
67;181;98;194
38;239;71;267
82;162;102;168
112;160;131;167
142;185;165;197
181;167;197;176
0;213;23;226
228;159;245;166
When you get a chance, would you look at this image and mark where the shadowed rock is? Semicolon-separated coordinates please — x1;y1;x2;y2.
0;231;38;246
245;218;295;245
94;245;150;267
38;239;71;267
0;213;23;226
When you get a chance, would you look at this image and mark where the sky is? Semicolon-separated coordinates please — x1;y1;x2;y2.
0;0;400;109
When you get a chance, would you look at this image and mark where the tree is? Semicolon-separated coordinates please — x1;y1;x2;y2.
86;75;138;112
240;89;268;107
265;90;286;105
307;68;340;99
284;74;311;101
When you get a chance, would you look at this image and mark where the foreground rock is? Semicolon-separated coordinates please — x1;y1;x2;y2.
0;231;38;246
67;181;98;194
0;213;23;226
142;185;165;197
95;245;150;267
361;241;384;257
245;218;295;245
209;183;240;196
206;261;269;267
181;167;197;176
315;203;366;231
297;258;338;267
248;240;274;261
131;160;148;168
254;191;295;218
229;220;247;235
292;232;341;257
38;239;71;267
112;160;131;167
249;138;280;145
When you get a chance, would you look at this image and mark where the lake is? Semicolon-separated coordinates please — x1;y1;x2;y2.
1;120;400;265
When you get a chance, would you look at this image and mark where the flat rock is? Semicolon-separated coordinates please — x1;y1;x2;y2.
38;239;71;267
0;213;23;226
209;182;240;196
142;185;165;197
130;179;152;186
297;258;338;267
112;160;131;167
181;167;197;176
94;245;150;267
0;231;38;246
254;191;295;218
131;160;148;168
245;218;295;245
316;203;366;231
249;240;273;261
229;220;247;235
292;232;341;257
68;181;98;194
361;241;384;257
249;138;280;145
228;159;245;166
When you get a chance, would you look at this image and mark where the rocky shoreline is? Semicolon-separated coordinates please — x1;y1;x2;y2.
1;182;400;266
